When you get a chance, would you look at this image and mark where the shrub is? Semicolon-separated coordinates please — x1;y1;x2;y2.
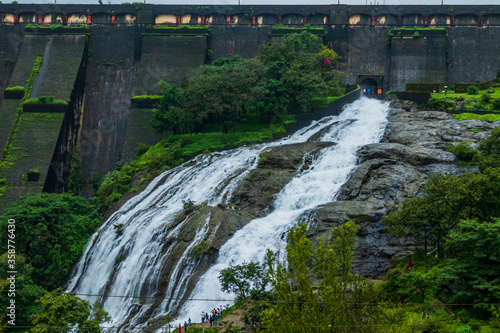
481;93;491;103
467;85;479;95
424;97;452;111
3;58;15;66
413;31;420;38
5;86;24;92
97;170;131;206
191;241;210;259
134;143;150;157
473;101;488;111
23;95;68;106
182;199;195;213
445;142;478;161
493;99;500;110
456;326;473;333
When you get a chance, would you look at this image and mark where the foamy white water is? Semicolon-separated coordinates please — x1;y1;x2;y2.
177;97;389;322
67;97;389;332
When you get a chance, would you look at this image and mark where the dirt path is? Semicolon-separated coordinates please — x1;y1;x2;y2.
189;304;252;332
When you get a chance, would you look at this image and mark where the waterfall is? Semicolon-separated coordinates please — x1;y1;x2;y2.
67;97;389;331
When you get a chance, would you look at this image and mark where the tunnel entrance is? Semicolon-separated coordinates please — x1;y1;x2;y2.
360;78;380;97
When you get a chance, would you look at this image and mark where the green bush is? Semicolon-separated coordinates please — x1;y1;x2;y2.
413;31;420;38
97;170;132;206
191;241;210;259
134;143;150;157
183;199;195;213
445;142;478;161
5;86;25;92
3;58;15;66
456;325;473;333
493;99;500;110
467;85;479;95
481;93;491;103
131;95;161;100
23;95;68;106
473;101;488;111
424;97;454;111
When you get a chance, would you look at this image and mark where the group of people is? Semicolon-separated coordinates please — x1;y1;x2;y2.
178;318;191;332
175;306;225;332
201;306;224;327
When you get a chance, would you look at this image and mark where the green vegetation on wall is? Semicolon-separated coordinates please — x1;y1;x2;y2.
5;86;25;92
131;95;161;100
152;25;209;30
25;24;87;30
271;23;325;31
0;56;42;173
22;95;69;107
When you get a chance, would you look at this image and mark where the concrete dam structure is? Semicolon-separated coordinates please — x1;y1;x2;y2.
0;3;499;210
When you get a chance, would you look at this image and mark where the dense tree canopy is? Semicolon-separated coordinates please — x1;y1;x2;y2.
437;219;500;318
152;32;344;135
260;222;408;333
383;169;500;255
479;126;500;170
0;193;101;290
0;254;46;328
30;289;110;333
219;262;268;299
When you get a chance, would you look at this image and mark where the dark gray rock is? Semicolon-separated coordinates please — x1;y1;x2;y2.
232;142;334;216
307;103;494;277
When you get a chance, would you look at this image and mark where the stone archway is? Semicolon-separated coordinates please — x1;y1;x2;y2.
357;75;384;97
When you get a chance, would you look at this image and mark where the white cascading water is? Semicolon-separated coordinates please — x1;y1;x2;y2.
67;97;389;331
176;97;389;323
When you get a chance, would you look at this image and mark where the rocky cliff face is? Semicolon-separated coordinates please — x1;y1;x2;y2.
308;98;498;277
170;99;498;286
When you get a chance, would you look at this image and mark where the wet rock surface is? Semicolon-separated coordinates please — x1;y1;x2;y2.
231;142;335;217
308;98;490;277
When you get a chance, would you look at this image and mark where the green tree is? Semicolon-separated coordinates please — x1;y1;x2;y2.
151;84;186;134
478;127;500;170
30;288;110;333
437;219;500;319
257;32;344;113
467;86;479;95
152;32;344;135
383;170;500;255
219;262;268;299
0;193;101;290
261;222;409;333
0;254;46;327
383;269;435;304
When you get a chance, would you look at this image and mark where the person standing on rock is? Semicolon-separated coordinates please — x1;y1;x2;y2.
201;311;205;323
215;312;219;325
209;315;213;327
184;321;188;332
178;323;181;333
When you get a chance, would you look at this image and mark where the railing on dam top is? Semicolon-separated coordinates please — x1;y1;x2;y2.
1;4;500;27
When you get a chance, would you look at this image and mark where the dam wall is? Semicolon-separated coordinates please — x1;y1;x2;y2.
0;4;499;210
